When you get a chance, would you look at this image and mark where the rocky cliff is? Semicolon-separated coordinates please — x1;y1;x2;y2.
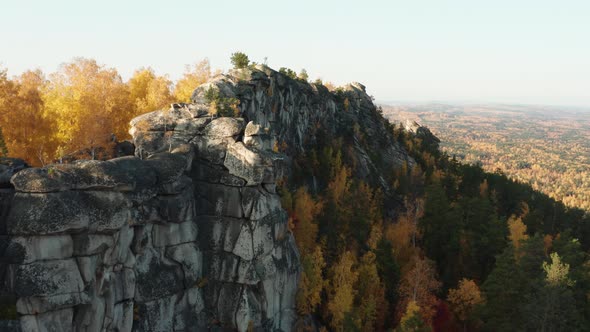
0;65;413;331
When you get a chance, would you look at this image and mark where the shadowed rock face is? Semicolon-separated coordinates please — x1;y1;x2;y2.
0;66;412;332
1;158;28;330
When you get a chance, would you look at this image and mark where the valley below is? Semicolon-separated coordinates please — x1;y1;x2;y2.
384;103;590;211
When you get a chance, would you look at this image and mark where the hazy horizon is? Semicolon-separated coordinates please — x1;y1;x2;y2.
2;0;589;107
378;100;590;111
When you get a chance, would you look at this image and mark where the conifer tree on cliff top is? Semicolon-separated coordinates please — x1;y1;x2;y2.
230;52;249;69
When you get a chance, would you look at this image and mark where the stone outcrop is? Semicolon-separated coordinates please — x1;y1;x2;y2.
1;158;29;331
404;119;440;151
0;65;413;331
0;158;28;189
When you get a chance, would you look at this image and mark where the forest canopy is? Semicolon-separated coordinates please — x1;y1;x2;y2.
2;57;590;331
0;58;214;165
280;106;590;331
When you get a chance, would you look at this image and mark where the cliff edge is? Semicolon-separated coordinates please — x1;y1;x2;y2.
0;65;413;331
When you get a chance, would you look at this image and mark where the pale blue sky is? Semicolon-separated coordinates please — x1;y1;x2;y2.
1;0;589;107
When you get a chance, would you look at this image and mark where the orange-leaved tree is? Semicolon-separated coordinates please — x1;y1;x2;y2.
296;245;326;315
292;186;323;255
129;67;173;117
398;256;441;326
326;251;358;331
174;59;214;102
0;68;54;165
447;278;484;330
43;58;132;159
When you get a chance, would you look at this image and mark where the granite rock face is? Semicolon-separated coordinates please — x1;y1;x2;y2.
0;158;28;189
404;119;440;151
0;66;413;331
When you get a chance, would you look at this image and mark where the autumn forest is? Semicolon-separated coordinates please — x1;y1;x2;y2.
385;104;590;211
281;115;590;331
0;58;214;166
2;58;590;332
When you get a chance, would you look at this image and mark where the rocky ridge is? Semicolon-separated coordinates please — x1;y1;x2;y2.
0;65;413;331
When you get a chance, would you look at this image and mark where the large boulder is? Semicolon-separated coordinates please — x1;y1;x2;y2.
11;259;85;298
11;259;87;315
0;158;28;188
7;191;131;235
5;235;73;264
223;142;288;186
10;157;157;193
202;117;245;138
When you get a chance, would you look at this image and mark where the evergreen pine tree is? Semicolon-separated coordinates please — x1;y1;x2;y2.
419;183;461;285
481;245;525;330
523;252;582;331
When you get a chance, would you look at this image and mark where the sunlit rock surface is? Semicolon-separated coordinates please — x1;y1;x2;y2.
0;65;413;331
